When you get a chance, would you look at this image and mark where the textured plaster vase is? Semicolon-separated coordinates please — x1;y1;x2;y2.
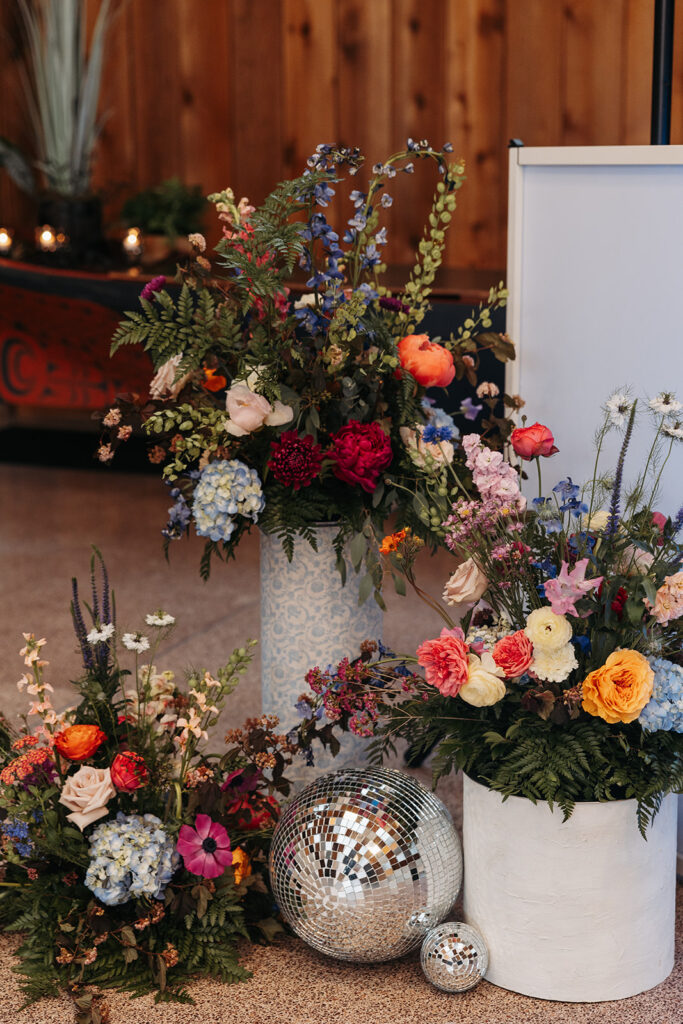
462;774;677;1002
260;526;382;787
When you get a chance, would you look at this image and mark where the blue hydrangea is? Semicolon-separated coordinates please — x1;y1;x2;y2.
85;813;179;906
192;460;265;542
639;658;683;733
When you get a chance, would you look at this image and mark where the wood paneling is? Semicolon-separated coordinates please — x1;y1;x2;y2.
1;0;681;270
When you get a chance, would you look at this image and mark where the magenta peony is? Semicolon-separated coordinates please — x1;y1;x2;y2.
329;421;392;493
176;814;232;879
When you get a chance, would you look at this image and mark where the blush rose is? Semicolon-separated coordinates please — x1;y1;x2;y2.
59;765;116;830
442;558;489;607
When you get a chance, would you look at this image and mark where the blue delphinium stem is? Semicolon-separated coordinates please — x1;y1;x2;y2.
605;401;636;539
672;503;683;534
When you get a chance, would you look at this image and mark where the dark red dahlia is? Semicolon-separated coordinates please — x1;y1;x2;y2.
268;430;324;490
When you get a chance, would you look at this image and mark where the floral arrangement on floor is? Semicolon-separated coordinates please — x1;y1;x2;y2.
99;140;517;602
297;392;683;831
0;553;296;1023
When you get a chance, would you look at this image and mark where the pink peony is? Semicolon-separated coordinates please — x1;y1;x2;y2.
416;628;469;697
176;814;232;879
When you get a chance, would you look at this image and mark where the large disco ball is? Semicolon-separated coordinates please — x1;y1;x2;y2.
269;766;462;961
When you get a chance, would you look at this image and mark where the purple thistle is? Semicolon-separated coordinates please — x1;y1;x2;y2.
71;578;94;671
140;275;166;302
605;401;636;539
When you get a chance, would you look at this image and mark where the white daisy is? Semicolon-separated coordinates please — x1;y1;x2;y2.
145;612;176;627
86;623;115;644
649;392;682;416
122;633;150;653
605;392;631;428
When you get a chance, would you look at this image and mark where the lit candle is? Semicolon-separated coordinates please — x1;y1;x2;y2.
37;224;57;252
0;227;13;254
122;226;142;259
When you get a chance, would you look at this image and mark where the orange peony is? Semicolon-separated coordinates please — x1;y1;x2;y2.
581;649;654;724
54;724;106;762
397;334;455;388
232;847;252;885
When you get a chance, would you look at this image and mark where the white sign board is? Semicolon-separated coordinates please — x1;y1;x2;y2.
507;145;682;517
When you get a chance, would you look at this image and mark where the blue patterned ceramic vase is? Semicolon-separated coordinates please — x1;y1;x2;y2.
260;525;383;787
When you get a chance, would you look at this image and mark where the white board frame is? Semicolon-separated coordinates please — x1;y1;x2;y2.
506;144;683;515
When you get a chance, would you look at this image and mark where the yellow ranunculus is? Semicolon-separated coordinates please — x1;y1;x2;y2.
581;649;654;724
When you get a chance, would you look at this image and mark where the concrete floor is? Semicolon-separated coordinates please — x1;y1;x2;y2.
0;461;680;1024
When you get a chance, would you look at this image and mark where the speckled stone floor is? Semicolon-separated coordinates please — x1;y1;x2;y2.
0;461;681;1024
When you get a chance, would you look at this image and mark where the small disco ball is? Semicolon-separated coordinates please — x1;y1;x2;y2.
421;922;489;992
269;766;462;962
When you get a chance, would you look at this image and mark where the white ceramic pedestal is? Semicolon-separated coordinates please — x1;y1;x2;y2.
462;774;677;1002
260;526;382;787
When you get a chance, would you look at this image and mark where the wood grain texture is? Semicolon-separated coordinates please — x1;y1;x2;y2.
1;0;682;269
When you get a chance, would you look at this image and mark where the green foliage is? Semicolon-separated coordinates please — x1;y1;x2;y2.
110;283;217;364
122;178;207;239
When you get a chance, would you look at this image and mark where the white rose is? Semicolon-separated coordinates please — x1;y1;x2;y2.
224;383;293;436
459;653;506;707
149;354;191;399
400;425;454;469
442;558;489;606
59;765;116;831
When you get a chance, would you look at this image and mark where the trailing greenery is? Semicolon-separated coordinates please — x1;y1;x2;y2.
122;178;207;240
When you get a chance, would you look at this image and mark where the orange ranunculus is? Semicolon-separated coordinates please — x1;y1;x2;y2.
232;847;252;885
54;724;106;762
398;334;455;388
581;649;654;724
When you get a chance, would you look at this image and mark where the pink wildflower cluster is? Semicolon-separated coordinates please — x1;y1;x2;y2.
305;658;380;735
462;434;526;510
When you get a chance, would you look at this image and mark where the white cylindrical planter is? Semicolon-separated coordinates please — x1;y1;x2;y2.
260;526;382;787
462;774;677;1002
677;794;683;879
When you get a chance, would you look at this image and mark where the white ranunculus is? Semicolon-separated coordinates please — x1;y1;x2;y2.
59;765;116;830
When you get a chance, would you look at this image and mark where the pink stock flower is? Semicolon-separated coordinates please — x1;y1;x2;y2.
543;559;602;617
651;571;683;624
176;814;232;879
416;628;469;698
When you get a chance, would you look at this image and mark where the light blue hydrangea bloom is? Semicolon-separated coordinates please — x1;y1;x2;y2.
85;813;179;906
192;459;265;542
638;658;683;733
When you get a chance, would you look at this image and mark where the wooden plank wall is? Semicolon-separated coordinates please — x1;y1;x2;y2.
0;0;680;270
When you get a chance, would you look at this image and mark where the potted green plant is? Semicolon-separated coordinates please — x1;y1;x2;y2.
121;177;207;265
0;0;115;260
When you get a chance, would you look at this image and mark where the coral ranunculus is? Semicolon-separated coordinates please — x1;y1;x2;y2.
329;421;392;493
492;630;534;677
582;649;654;724
510;422;559;461
398;334;455;388
110;751;149;792
416;628;469;698
54;725;106;762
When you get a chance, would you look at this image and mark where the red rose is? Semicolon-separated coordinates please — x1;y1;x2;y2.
398;334;455;388
329;421;392;493
492;630;534;677
510;422;559;461
110;751;149;792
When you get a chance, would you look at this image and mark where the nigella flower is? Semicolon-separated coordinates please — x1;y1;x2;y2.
605;391;631;428
176;814;232;879
145;612;175;627
662;420;683;440
122;633;150;653
87;623;115;645
648;392;681;416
